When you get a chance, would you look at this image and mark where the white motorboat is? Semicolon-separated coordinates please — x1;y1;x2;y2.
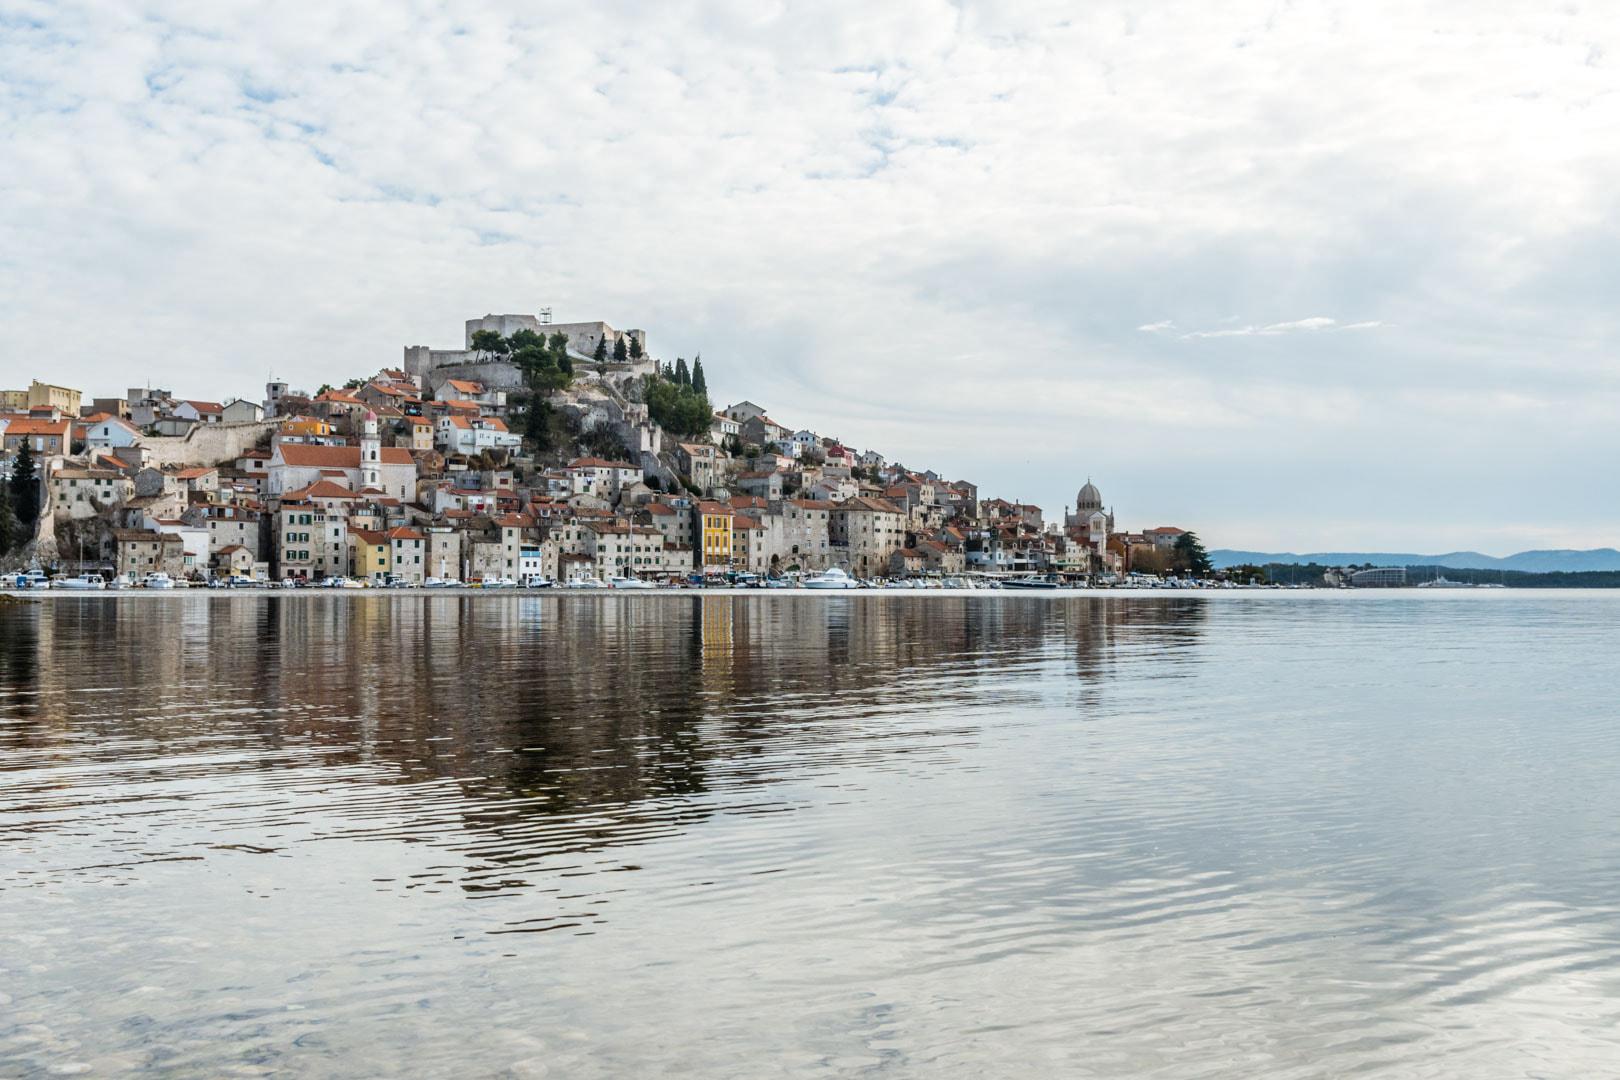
608;576;655;589
565;577;608;590
803;567;860;590
523;577;555;589
142;572;176;590
423;577;461;589
53;574;107;590
480;577;518;589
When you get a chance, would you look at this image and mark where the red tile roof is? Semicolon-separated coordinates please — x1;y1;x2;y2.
277;444;413;468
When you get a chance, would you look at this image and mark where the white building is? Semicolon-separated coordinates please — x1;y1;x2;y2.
435;415;522;457
564;457;642;499
85;417;142;449
266;412;416;500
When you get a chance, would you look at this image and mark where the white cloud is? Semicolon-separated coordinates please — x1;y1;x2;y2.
3;0;1619;552
1176;317;1383;339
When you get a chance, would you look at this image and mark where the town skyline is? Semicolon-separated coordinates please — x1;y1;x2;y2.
6;5;1618;553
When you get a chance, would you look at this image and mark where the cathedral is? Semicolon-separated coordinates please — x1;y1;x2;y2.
1064;479;1114;551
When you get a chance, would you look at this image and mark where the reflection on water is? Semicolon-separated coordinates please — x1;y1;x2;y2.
2;594;1619;1077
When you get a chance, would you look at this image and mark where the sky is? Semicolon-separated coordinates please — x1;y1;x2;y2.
3;1;1617;554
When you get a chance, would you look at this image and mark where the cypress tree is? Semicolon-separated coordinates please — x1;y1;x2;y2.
593;337;608;363
674;357;690;387
9;442;39;532
691;356;708;396
629;336;643;360
612;336;629;363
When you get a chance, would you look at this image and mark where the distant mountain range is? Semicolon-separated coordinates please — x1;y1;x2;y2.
1210;549;1620;573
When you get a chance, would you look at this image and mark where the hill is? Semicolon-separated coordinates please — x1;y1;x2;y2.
1210;548;1620;573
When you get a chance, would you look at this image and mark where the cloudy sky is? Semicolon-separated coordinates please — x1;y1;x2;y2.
3;2;1617;553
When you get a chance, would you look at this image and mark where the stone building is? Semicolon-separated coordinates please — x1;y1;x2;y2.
275;500;348;580
829;497;906;577
761;499;832;572
115;530;183;580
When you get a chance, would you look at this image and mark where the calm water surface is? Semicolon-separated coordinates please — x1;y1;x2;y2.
2;593;1619;1077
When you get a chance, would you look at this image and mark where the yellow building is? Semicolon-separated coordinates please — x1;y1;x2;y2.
0;389;25;411
28;380;82;416
350;528;391;582
698;501;734;570
279;415;333;439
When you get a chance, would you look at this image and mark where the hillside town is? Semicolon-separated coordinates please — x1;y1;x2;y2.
0;312;1201;587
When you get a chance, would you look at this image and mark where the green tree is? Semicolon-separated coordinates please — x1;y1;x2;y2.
629;336;644;360
9;442;40;533
1173;531;1213;576
471;329;506;357
691;356;707;396
612;335;629;363
641;371;713;439
0;480;15;555
674;357;690;387
593;337;608;364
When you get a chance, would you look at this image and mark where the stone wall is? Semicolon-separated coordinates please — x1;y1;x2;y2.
138;421;276;469
426;359;525;394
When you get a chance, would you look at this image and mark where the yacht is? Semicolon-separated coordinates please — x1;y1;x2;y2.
608;576;655;590
803;567;860;590
1417;575;1473;589
52;574;107;590
142;572;177;590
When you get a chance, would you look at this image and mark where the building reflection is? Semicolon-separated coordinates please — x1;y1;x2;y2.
0;596;1207;898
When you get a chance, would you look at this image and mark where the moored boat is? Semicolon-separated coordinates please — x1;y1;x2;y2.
52;574;107;590
1002;576;1065;590
565;577;608;589
142;572;177;590
803;567;860;590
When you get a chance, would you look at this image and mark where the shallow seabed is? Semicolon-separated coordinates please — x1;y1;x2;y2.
3;592;1618;1078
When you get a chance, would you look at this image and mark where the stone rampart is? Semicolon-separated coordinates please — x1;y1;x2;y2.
138;421;276;469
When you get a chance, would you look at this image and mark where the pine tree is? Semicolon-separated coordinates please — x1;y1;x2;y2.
1173;531;1213;577
593;337;608;363
9;442;39;532
674;357;690;387
612;335;629;363
629;336;643;360
691;356;708;396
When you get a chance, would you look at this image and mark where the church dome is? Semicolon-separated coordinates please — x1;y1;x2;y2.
1077;480;1103;511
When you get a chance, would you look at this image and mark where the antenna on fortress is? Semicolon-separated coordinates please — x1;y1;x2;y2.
539;307;552;325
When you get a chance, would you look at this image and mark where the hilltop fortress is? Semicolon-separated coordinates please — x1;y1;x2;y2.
403;314;656;394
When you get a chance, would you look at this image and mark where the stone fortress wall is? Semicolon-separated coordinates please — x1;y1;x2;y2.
137;420;277;469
